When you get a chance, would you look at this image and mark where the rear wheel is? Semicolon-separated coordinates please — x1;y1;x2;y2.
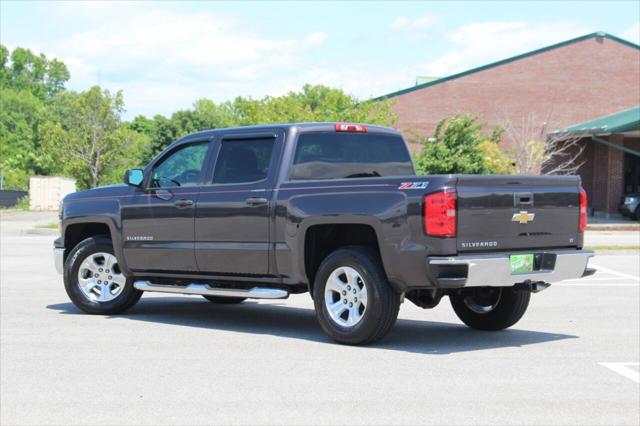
202;295;246;304
449;287;530;331
313;246;400;345
64;236;142;314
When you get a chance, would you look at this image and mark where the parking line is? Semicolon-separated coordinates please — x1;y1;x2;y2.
589;263;640;281
568;277;638;281
555;282;639;286
599;362;640;383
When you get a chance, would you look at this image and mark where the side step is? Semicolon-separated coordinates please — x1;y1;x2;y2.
133;281;289;299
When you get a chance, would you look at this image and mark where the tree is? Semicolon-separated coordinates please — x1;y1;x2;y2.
41;86;147;189
502;113;584;175
1;46;69;98
413;115;507;175
228;84;396;125
0;45;70;189
137;84;397;162
477;139;515;174
0;88;51;188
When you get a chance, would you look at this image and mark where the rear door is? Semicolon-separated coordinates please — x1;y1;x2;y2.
195;131;283;275
456;175;581;252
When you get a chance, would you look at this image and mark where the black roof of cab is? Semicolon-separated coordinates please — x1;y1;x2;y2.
178;122;401;145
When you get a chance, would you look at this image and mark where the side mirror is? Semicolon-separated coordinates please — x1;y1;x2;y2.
124;169;144;187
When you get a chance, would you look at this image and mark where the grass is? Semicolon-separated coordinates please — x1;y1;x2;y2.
35;222;59;229
585;245;640;251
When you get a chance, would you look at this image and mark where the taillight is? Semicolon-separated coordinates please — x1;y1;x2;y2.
424;190;457;237
579;188;587;232
335;123;367;133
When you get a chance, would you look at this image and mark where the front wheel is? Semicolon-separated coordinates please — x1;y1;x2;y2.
313;246;400;345
449;287;530;331
64;236;142;314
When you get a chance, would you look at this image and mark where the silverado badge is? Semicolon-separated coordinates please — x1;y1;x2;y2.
512;211;535;224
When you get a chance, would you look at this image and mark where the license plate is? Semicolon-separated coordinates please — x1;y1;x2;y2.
510;254;534;274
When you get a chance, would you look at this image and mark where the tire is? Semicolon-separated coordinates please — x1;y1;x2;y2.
449;287;530;331
202;295;246;304
64;236;142;315
635;206;640;222
313;246;400;345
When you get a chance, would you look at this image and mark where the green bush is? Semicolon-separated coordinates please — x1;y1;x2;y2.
14;195;29;210
413;115;507;175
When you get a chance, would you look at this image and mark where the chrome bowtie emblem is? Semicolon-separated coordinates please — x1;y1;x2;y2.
512;211;535;224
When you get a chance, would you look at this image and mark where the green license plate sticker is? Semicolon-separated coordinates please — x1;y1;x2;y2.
510;254;534;274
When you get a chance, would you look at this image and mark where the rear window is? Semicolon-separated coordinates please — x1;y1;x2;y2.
290;132;414;180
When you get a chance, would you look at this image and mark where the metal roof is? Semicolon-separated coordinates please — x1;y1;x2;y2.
552;107;640;136
375;32;640;100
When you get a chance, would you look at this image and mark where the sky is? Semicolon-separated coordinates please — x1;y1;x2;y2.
1;1;639;119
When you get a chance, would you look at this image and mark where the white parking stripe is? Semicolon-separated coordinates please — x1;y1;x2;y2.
589;263;640;281
599;362;640;383
568;277;638;281
555;282;639;287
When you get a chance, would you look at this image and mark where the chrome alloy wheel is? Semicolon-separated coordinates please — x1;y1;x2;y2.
463;288;502;314
324;266;368;327
77;252;126;302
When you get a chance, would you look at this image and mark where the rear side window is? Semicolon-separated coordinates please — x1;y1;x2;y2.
290;132;414;180
213;138;275;184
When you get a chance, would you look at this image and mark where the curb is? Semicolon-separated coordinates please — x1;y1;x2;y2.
586;225;640;231
22;228;58;236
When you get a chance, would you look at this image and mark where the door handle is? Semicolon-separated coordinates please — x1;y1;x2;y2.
246;197;268;206
174;199;194;208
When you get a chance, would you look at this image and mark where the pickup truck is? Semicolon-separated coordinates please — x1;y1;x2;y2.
54;122;594;345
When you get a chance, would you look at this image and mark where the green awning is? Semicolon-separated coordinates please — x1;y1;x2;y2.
553;106;640;136
550;107;640;157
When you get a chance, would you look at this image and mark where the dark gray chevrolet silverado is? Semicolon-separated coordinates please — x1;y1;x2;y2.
54;123;594;344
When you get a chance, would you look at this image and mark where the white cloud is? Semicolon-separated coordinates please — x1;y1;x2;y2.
419;21;589;77
620;21;640;44
29;4;336;117
304;32;328;46
390;14;439;31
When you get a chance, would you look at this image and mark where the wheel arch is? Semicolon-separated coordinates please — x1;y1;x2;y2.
62;217;128;274
301;221;401;294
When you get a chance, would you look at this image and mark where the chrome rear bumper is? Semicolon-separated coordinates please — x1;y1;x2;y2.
428;249;594;288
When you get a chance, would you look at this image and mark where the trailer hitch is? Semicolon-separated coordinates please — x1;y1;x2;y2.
514;281;551;293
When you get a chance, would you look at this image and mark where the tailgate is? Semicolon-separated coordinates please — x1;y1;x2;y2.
456;175;581;252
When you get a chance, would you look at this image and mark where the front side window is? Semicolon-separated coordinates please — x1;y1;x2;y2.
151;142;209;188
213;138;275;184
290;132;414;180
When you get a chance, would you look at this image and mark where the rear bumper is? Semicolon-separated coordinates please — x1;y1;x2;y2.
427;249;594;288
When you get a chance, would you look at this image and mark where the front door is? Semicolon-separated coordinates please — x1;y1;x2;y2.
121;141;211;273
195;132;281;275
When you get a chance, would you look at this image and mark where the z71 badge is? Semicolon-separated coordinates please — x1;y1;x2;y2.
398;182;429;190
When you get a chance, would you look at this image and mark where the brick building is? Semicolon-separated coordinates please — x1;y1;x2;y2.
551;107;639;215
378;32;640;214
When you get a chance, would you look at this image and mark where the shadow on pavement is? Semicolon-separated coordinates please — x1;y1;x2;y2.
47;296;577;355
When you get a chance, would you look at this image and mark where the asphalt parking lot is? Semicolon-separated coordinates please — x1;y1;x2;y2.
1;218;638;425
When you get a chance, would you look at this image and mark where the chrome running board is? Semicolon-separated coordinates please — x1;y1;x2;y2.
133;281;289;299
